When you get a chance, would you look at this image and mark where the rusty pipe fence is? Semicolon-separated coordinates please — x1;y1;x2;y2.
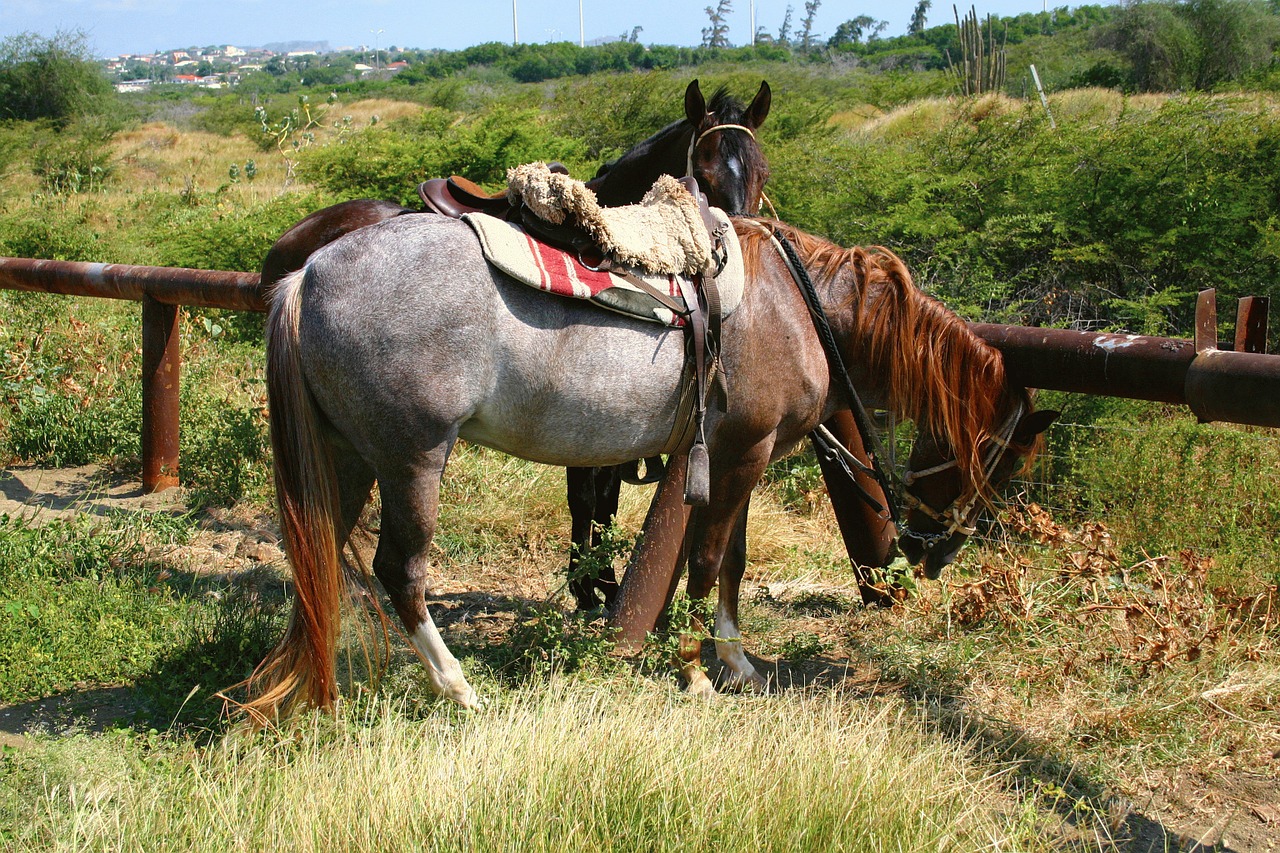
3;257;1276;494
0;257;264;491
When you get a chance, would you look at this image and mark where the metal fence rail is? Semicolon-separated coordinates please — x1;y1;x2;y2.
0;257;261;491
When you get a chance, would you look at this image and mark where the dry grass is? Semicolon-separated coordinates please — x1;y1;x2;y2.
4;680;1041;851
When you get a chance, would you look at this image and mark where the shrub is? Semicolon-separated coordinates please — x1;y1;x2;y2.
0;30;118;126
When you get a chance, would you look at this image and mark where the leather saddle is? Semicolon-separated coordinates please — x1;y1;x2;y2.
417;163;568;220
419;167;725;499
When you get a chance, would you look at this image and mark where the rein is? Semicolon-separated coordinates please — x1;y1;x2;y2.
753;225;901;525
751;224;1029;549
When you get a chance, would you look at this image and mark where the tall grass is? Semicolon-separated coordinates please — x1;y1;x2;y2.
1;680;1040;851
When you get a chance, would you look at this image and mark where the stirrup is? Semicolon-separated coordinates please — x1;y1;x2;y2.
621;456;666;486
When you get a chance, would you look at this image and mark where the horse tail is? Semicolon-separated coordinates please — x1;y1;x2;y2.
240;266;344;724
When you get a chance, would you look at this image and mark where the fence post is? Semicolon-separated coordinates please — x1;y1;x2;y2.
141;295;181;492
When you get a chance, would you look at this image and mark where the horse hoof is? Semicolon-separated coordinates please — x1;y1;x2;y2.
723;670;770;694
445;684;483;710
683;669;718;700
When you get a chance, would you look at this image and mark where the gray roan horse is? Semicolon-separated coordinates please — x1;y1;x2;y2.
259;79;773;612
243;217;1056;720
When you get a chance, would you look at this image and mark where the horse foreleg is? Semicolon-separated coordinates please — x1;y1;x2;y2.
712;504;768;692
374;456;479;709
678;446;771;697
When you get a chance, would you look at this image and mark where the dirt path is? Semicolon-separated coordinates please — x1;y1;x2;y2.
0;464;189;521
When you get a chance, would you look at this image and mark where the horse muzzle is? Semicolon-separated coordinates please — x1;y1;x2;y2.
899;527;966;580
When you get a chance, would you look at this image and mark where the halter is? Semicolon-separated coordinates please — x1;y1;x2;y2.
899;400;1025;544
685;122;757;179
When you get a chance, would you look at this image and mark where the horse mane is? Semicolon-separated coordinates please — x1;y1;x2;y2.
737;221;1032;499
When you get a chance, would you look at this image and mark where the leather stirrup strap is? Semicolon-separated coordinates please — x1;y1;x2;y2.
677;274;711;505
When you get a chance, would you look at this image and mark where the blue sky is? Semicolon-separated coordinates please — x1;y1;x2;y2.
3;0;1065;59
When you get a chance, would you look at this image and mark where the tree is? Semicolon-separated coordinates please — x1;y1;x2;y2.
1100;0;1280;91
703;0;734;47
909;0;933;34
0;30;116;126
778;5;795;44
829;15;887;46
799;0;822;50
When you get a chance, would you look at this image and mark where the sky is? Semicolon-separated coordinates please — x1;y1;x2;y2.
2;0;1065;59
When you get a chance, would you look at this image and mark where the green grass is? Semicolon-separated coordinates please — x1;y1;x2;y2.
0;512;283;728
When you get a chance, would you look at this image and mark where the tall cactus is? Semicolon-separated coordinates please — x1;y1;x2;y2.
946;5;1007;95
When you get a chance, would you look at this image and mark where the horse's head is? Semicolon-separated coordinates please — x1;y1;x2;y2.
898;396;1058;578
684;79;772;215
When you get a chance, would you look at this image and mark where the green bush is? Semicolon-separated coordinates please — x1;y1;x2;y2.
177;365;270;509
3;385;139;468
301;105;589;201
1029;395;1280;583
0;30;118;126
30;116;119;194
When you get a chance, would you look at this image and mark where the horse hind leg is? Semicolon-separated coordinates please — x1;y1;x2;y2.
374;452;479;709
565;466;622;611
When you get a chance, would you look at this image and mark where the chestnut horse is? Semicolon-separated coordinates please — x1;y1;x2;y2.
258;79;773;611
245;216;1055;719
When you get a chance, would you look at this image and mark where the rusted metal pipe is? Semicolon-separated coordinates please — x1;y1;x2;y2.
610;453;692;653
141;296;181;492
971;323;1198;404
971;319;1280;428
0;257;265;311
1235;296;1269;354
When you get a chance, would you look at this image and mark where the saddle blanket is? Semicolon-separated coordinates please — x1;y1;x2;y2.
462;209;743;328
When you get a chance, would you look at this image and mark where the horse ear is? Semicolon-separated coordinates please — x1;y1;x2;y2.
685;79;707;125
745;80;771;129
1015;409;1060;442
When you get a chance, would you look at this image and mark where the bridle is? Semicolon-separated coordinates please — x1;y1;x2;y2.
898;400;1026;551
685;123;777;217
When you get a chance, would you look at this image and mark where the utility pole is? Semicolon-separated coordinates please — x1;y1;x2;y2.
579;0;585;47
370;29;383;71
513;0;520;45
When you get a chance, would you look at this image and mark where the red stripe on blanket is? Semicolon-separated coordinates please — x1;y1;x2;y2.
523;233;615;297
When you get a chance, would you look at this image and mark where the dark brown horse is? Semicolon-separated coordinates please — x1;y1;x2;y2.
245;216;1055;719
260;79;774;612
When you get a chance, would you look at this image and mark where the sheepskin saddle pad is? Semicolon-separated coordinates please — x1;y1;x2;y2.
462;164;743;328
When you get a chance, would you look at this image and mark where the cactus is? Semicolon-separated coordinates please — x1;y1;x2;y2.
946;5;1007;96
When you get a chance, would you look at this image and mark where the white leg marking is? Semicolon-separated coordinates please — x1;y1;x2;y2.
411;618;481;709
714;601;766;692
684;665;717;699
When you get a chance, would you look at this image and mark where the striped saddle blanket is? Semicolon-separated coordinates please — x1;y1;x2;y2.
462;210;743;329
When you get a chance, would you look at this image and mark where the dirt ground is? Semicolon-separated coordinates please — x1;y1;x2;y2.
1;463;1277;852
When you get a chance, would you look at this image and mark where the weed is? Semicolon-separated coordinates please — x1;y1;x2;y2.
640;592;715;675
778;631;831;659
489;603;620;683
